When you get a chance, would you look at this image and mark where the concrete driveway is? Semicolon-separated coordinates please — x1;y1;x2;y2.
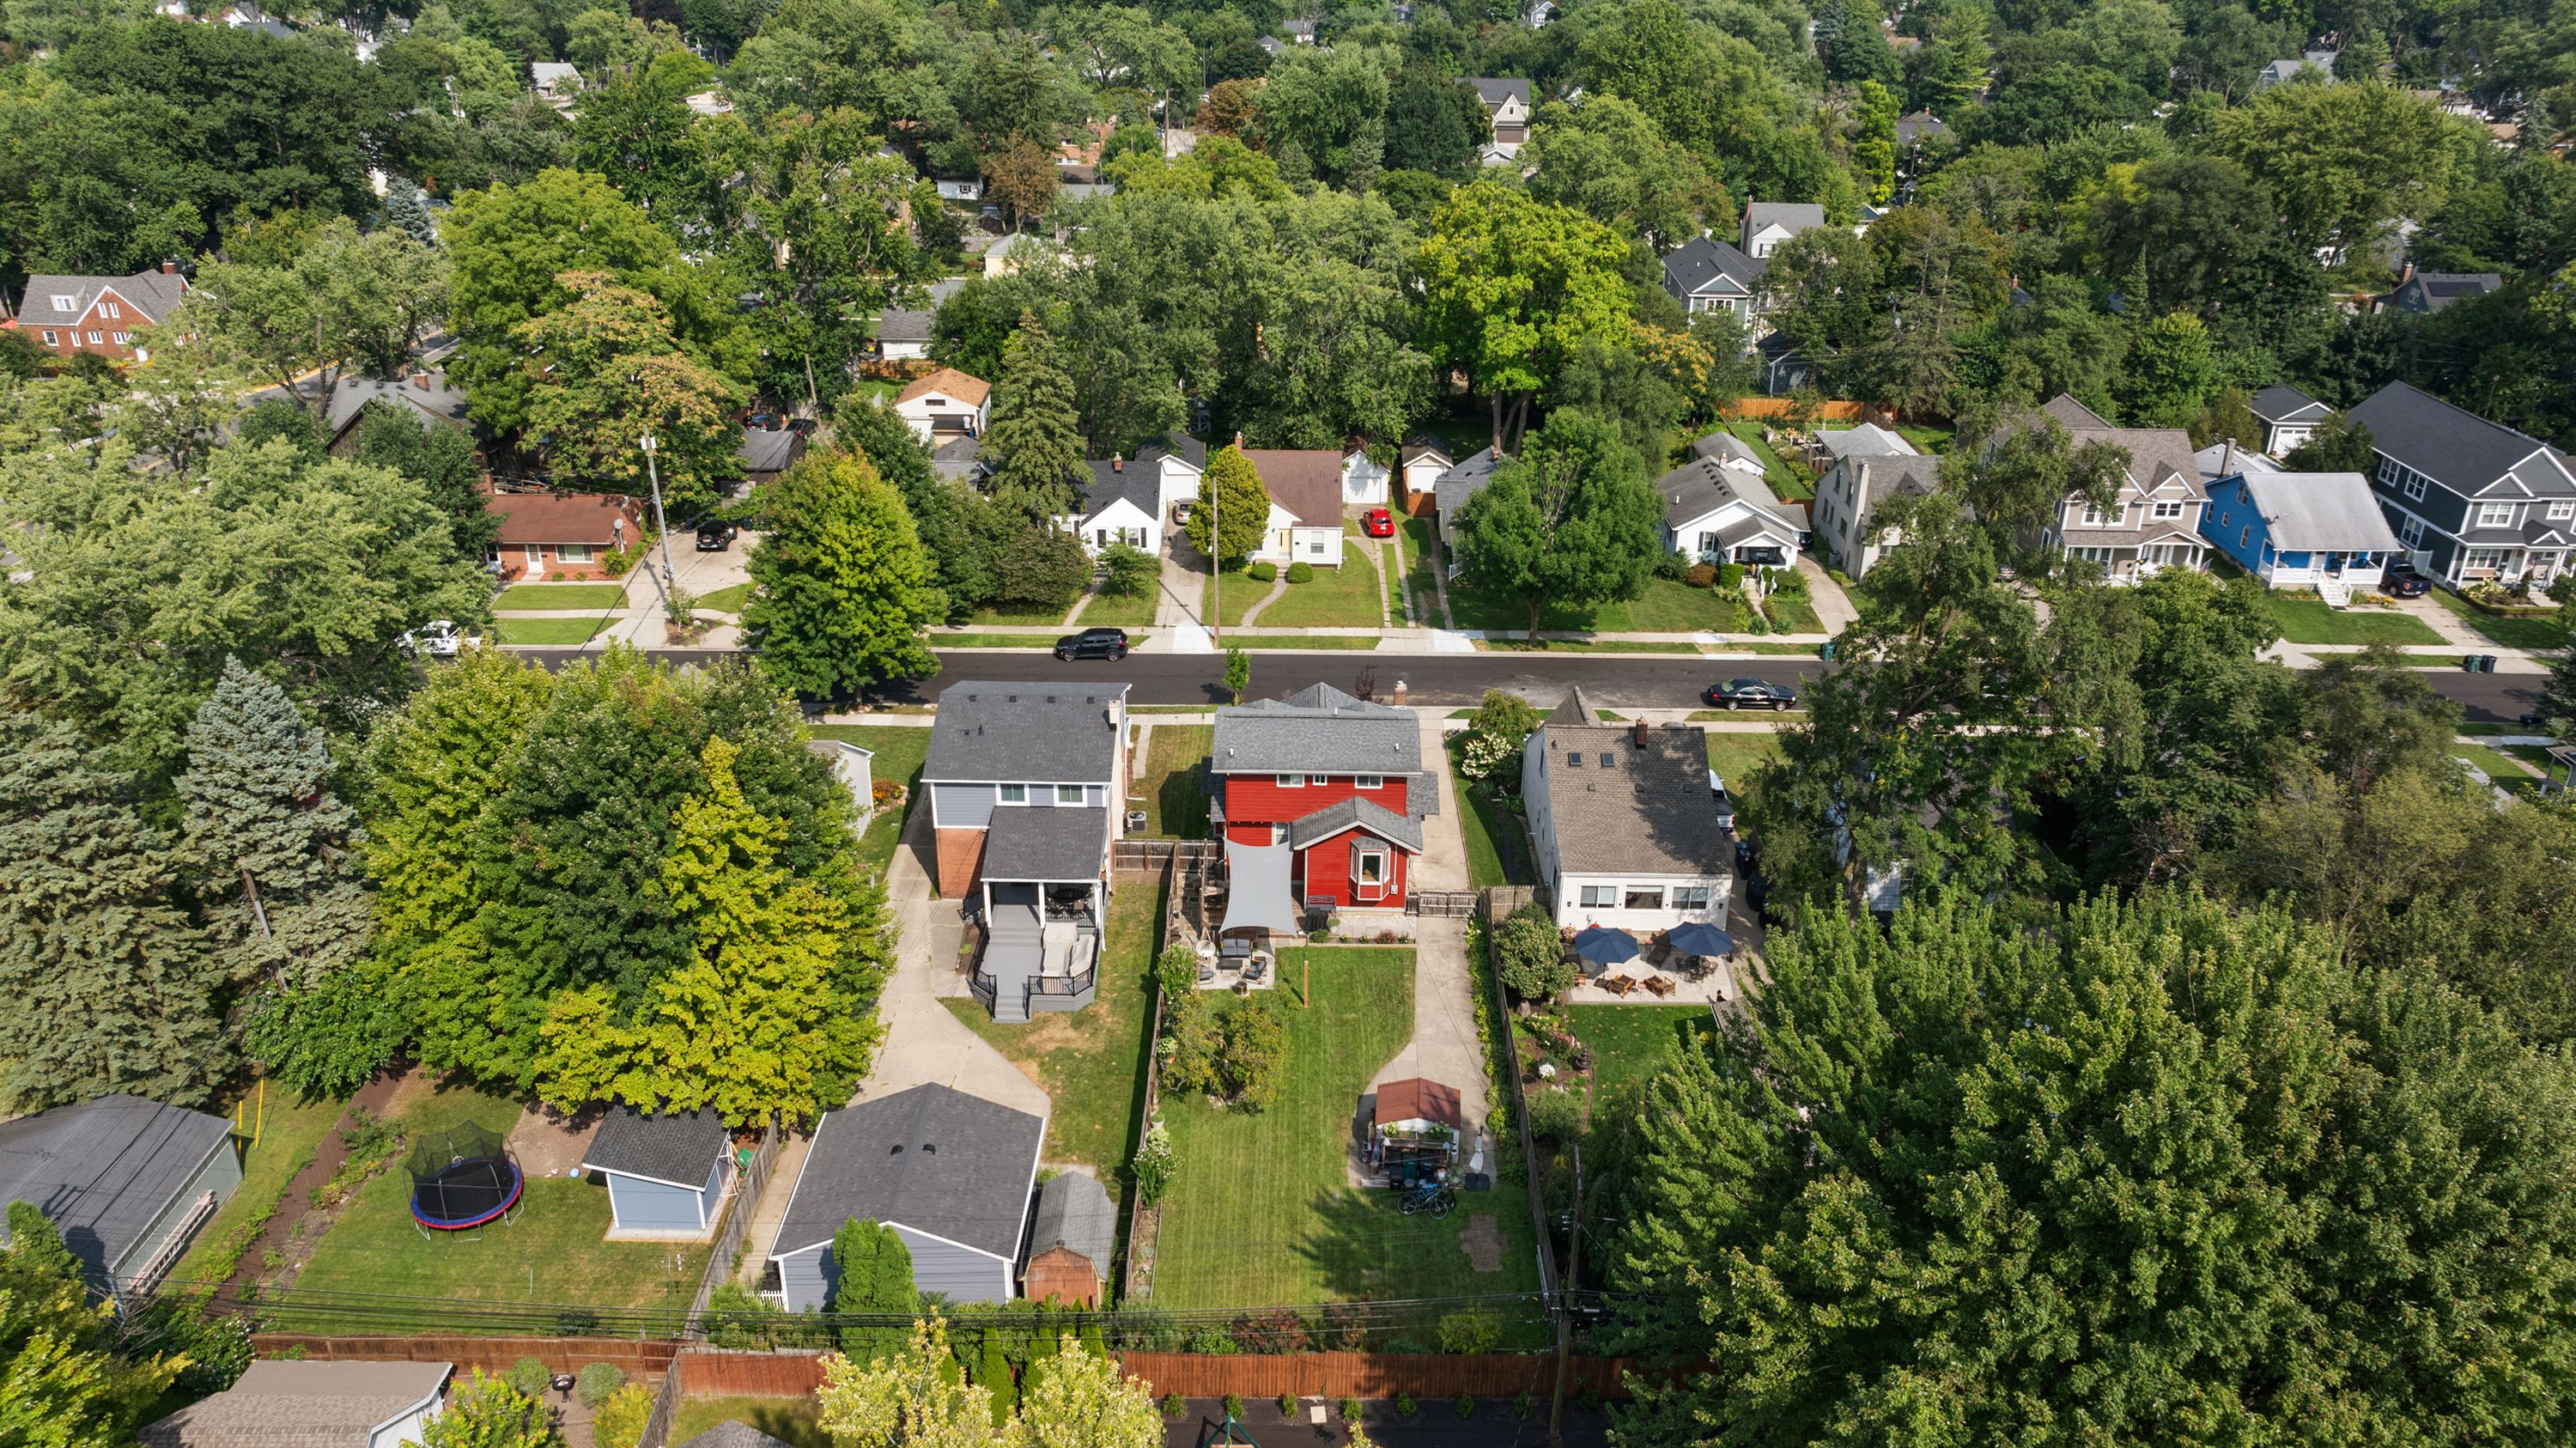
1370;916;1491;1152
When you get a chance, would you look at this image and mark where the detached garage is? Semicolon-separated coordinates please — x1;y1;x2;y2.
580;1105;734;1239
0;1093;241;1309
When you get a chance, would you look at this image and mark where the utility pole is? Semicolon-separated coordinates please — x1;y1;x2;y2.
1209;453;1221;644
640;432;682;622
1550;1141;1583;1445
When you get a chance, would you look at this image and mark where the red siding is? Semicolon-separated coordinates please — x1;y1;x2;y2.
1219;774;1409;827
1294;825;1408;909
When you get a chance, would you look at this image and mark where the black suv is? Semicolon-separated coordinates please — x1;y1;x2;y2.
1705;677;1799;710
695;519;740;551
1055;627;1129;661
2380;560;2431;598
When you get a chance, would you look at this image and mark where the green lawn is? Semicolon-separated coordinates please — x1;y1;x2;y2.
287;1086;706;1333
1705;729;1786;833
1762;589;1823;634
2262;593;2445;646
1400;515;1442;627
693;581;755;615
1220;635;1382;649
170;1089;349;1286
1476;639;1704;654
494;582;629;611
1727;421;1814;501
1077;581;1159;629
808;725;931;879
1569;1005;1712;1100
1446;737;1533;889
1151;948;1544;1313
944;879;1160;1176
2433;588;2571;651
1250;538;1383;629
1894;423;1956;454
671;1398;829;1447
970;601;1078;627
1449;576;1756;636
2452;741;2549;799
933;633;1069;648
495;617;611;645
1134;724;1212;839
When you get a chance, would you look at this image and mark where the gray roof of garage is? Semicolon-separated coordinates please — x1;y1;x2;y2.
581;1106;727;1190
774;1085;1043;1261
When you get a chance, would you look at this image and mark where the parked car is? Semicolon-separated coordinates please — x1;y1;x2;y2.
1705;677;1799;710
1360;507;1395;538
1735;836;1759;874
696;519;740;551
1171;500;1195;527
1706;770;1736;832
1055;627;1129;661
2381;560;2431;597
398;620;480;658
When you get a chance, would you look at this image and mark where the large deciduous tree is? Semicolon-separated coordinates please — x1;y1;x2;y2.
513;271;743;512
2208;81;2476;257
0;1205;185;1444
1448;409;1663;639
185;221;452;411
742;451;942;699
1188;443;1273;566
1415;182;1630;449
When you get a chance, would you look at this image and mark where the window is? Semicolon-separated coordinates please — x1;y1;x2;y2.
1564;752;1581;768
2550;502;2575;521
1579;885;1617;908
1354;774;1382;789
1276;773;1305;788
2465;548;2515;572
1270;823;1291;844
1673;885;1712;910
2400;515;2423;547
39;331;54;346
2080;502;2113;526
1699;532;1722;556
48;295;73;313
1057;784;1084;805
85;331;102;344
1623;886;1664;910
2239;526;2251;549
101;301;118;319
2477;502;2517;528
1309;535;1327;556
110;332;127;344
999;783;1027;804
1356;850;1387;885
2152;501;2184;520
556;544;593;563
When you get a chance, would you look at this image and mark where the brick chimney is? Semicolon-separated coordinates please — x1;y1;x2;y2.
411;370;431;390
159;259;179;275
1631;719;1649;749
1111;453;1123;472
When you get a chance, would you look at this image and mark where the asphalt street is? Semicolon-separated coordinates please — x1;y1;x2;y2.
624;647;2546;722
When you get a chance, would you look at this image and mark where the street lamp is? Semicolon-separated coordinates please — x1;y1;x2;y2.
640;432;683;622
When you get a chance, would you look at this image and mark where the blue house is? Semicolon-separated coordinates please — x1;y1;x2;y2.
580;1106;733;1238
2200;471;2403;595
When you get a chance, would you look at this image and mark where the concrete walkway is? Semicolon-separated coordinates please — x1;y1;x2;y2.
1233;572;1291;628
1411;716;1472;893
1370;916;1490;1161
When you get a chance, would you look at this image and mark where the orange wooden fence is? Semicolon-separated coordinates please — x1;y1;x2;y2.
671;1348;1638;1402
251;1334;679;1376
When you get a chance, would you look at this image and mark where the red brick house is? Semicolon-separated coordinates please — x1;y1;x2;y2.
7;264;187;363
1211;684;1434;913
483;490;645;581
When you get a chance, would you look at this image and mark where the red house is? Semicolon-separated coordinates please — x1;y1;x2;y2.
1210;684;1431;913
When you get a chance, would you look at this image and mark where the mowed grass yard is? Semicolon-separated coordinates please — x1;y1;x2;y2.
1570;1005;1713;1100
2262;593;2445;646
1705;727;1787;834
806;725;930;878
1449;576;1756;636
494;617;611;645
1151;948;1543;1312
493;582;629;611
1446;737;1533;890
1224;534;1383;629
2433;588;2572;651
943;878;1161;1176
671;1397;829;1446
170;1088;349;1285
288;1086;706;1332
1134;724;1212;839
693;581;754;615
1076;580;1159;630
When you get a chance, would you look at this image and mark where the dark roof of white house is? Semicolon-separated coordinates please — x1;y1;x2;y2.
0;1095;233;1284
924;682;1127;784
1662;237;1764;297
1536;723;1735;878
2250;383;2331;426
581;1106;727;1190
773;1084;1044;1261
1744;202;1826;236
1463;76;1531;108
1655;457;1802;532
876;308;936;343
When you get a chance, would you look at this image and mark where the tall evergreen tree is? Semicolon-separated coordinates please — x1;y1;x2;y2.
0;709;224;1110
742;452;943;700
981;313;1086;520
178;658;371;992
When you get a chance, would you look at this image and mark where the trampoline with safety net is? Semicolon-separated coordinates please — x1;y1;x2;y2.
407;1122;523;1234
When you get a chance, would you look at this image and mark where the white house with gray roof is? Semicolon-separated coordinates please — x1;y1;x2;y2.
1462;77;1533;142
1811;427;1941;581
2250;383;2333;457
1431;444;1504;558
925;682;1130;1020
1657;457;1805;566
2018;395;2210;582
1741;202;1827;259
0;1094;241;1309
1058;433;1206;555
2354;380;2576;588
1660;236;1768;323
767;1084;1046;1310
1522;691;1734;934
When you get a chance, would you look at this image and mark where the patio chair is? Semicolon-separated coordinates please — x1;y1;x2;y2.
1645;975;1677;998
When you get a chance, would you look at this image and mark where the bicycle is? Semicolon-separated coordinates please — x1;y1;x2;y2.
1399;1183;1456;1218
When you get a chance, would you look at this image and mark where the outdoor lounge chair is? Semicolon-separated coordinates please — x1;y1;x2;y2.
1644;975;1677;998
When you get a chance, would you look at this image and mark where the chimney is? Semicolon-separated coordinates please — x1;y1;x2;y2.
160;259;179;275
2220;440;2236;478
2396;261;2415;287
1631;719;1649;750
1111;453;1123;473
411;370;430;391
1233;431;1246;449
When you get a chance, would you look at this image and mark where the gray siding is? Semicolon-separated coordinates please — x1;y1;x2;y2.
607;1172;706;1232
776;1242;831;1313
1087;784;1106;807
891;1224;1012;1303
933;782;996;829
699;1153;729;1221
110;1135;240;1292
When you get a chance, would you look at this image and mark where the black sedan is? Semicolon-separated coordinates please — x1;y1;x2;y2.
1055;627;1129;661
2380;561;2431;598
695;520;740;551
1705;677;1799;710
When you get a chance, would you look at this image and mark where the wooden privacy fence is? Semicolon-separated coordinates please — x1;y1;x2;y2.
685;1123;781;1334
668;1349;1636;1402
250;1334;679;1377
1727;397;1897;424
1410;889;1476;918
1112;838;1218;872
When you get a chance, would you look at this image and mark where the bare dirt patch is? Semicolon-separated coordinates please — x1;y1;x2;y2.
509;1102;602;1179
1458;1212;1504;1272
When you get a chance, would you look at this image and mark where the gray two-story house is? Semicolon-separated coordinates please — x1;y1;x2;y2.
2021;396;2210;582
2353;381;2576;588
925;682;1131;1021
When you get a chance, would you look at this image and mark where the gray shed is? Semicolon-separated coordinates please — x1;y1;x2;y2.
1021;1171;1115;1306
580;1105;733;1238
768;1084;1046;1310
0;1094;241;1306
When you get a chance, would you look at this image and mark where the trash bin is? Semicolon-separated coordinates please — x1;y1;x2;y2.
2464;654;2482;672
2485;654;2501;672
1819;640;1836;662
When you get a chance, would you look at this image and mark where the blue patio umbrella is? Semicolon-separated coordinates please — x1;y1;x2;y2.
1666;922;1736;958
1572;925;1641;965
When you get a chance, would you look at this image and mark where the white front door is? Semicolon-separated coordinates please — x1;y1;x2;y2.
524;545;544;578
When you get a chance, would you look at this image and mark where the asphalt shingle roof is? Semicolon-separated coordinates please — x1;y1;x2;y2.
774;1084;1044;1260
2236;472;2403;553
323;371;472;440
1662;237;1764;297
1434;445;1504;520
15;269;186;328
1689;430;1763;469
923;682;1127;785
876;308;935;343
2351;381;2573;496
1538;723;1735;879
141;1360;452;1448
1289;794;1425;853
1463;76;1531;107
1815;423;1915;460
0;1094;233;1284
2251;383;2331;425
1655;457;1802;532
1214;684;1427;807
1080;458;1163;522
1026;1171;1115;1273
581;1106;726;1190
1744;202;1826;238
1242;448;1345;526
981;805;1109;882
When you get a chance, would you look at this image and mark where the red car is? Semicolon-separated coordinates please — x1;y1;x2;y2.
1360;507;1396;538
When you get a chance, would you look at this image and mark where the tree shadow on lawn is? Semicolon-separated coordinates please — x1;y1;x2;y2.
1289;1187;1523;1335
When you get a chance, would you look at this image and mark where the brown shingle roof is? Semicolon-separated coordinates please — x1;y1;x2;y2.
142;1360;451;1447
1242;448;1344;526
1375;1077;1462;1130
488;491;645;546
1537;723;1735;879
897;367;990;407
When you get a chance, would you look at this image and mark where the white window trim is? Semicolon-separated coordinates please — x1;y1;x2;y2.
39;330;56;345
86;331;103;344
2152;501;2184;519
999;783;1028;804
49;295;74;312
1354;774;1383;789
1578;885;1616;909
1356;849;1388;885
2549;502;2575;520
556;543;594;562
1622;886;1666;910
1276;773;1305;788
1055;784;1084;804
1673;885;1712;910
2477;502;2517;528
